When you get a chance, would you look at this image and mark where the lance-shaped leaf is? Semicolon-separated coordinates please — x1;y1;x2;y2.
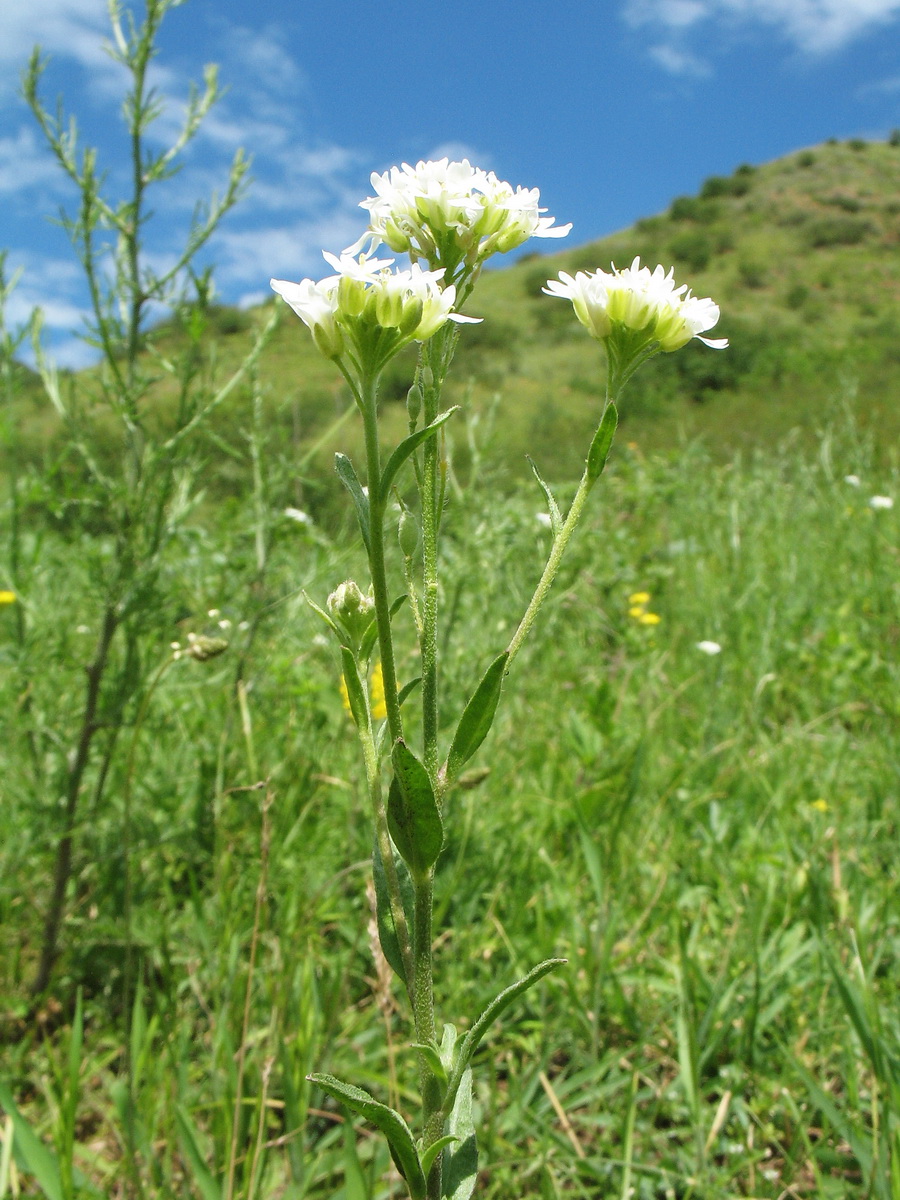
308;1074;427;1200
335;453;371;552
359;592;407;664
388;741;443;875
526;456;563;539
379;408;459;503
445;652;509;784
586;402;618;484
442;1069;477;1200
372;837;414;984
340;647;369;732
442;958;566;1119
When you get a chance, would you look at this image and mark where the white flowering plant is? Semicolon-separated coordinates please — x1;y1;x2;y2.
272;160;726;1200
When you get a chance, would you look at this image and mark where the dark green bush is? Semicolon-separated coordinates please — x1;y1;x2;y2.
669;195;706;221
803;216;874;249
796;151;816;168
669;229;713;271
700;174;751;199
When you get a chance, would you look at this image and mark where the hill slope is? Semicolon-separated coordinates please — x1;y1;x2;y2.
9;138;900;504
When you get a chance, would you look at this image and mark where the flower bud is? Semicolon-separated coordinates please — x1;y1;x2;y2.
398;509;419;558
406;382;423;424
327;580;376;649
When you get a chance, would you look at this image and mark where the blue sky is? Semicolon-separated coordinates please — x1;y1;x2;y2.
2;0;900;365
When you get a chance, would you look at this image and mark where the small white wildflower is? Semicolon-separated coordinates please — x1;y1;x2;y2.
284;507;312;524
238;620;250;632
844;474;860;487
544;257;727;352
696;640;722;656
869;495;894;510
170;641;181;650
76;625;90;634
207;608;220;619
535;512;553;529
218;619;232;631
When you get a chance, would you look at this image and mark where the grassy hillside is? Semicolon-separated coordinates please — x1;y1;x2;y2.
6;137;900;519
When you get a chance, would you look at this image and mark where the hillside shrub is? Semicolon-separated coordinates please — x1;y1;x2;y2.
700;173;751;199
669;195;706;221
669;229;713;271
803;216;874;249
796;151;816;168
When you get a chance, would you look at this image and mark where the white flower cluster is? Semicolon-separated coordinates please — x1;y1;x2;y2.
544;257;727;352
351;158;571;277
271;251;474;365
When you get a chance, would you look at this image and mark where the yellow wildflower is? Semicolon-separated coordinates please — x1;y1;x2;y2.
628;591;650;606
638;611;661;626
0;590;16;604
370;661;387;720
340;661;387;721
811;798;829;813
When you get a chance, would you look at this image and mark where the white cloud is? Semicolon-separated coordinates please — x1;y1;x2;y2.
648;42;712;73
0;0;116;93
625;0;900;62
0;128;65;194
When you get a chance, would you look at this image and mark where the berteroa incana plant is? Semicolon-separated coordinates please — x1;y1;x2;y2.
271;159;727;1199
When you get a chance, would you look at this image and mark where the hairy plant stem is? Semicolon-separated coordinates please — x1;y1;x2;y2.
507;363;623;668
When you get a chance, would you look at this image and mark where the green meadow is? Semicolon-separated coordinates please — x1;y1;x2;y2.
2;138;900;1199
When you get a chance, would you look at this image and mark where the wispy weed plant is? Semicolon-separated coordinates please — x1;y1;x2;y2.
14;0;277;998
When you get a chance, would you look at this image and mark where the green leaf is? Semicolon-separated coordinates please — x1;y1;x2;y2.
442;1069;477;1200
443;958;566;1119
398;676;422;708
586;401;618;483
359;592;406;664
308;1074;427;1200
340;647;369;732
174;1105;223;1200
526;457;562;538
379;408;459;503
445;652;509;783
335;453;371;552
388;741;443;875
0;1079;64;1200
420;1135;458;1180
372;838;414;983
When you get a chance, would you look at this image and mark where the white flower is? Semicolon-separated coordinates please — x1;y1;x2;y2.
869;495;894;510
350;158;570;279
696;640;722;656
544;257;728;352
535;512;553;529
284;507;313;524
844;474;861;487
272;252;476;368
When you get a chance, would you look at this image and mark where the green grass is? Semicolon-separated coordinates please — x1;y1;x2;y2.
2;383;898;1197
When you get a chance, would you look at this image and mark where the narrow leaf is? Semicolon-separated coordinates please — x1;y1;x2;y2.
388;741;443;874
359;592;406;664
340;647;369;732
335;453;371;552
372;838;414;983
526;457;563;538
0;1080;64;1200
443;1069;477;1200
445;652;509;783
379;408;459;503
308;1074;426;1200
586;402;618;483
398;676;422;708
174;1106;222;1200
443;958;566;1118
420;1135;457;1180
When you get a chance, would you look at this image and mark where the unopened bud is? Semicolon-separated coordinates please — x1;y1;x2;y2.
183;634;229;662
327;580;375;648
398;509;419;558
406;382;423;424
